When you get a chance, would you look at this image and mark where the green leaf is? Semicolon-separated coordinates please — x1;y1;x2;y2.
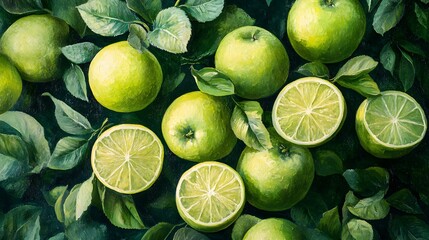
0;133;29;181
63;184;81;226
52;0;88;37
173;227;210;240
415;3;428;30
65;218;108;240
380;42;396;76
266;0;273;6
191;66;235;96
346;219;374;240
48;136;88;170
76;175;94;220
181;0;224;23
317;207;341;240
0;111;51;173
61;42;101;64
0;176;30;199
148;7;192;54
333;55;378;82
347;191;390;220
336;74;381;98
389;215;429;239
127;23;149;52
77;0;138;37
142;222;175;240
42;93;93;135
55;188;69;223
44;185;68;207
3;205;41;240
398;49;416;91
231;101;272;151
342;191;360;225
314;150;343;176
153;49;186;96
185;5;255;61
296;62;330;79
291;191;328;228
386;188;423;214
98;182;145;229
343;167;390;197
63;64;89;102
126;0;162;23
48;232;65;240
398;40;426;57
373;0;405;35
0;0;43;14
367;0;381;12
231;214;261;240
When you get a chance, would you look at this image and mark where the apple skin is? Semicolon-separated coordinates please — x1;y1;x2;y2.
215;26;289;100
287;0;366;63
236;129;314;211
161;91;237;162
243;218;304;240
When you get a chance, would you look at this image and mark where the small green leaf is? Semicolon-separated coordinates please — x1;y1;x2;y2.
343;167;390;197
0;133;29;181
173;227;210;240
231;215;261;240
291;191;328;228
398;49;416;91
153;50;186;96
342;191;360;225
64;184;81;226
296;62;330;79
42;93;93;135
367;0;381;12
65;219;108;240
380;42;396;76
77;0;138;37
398;40;426;57
142;222;175;240
389;215;429;239
0;0;43;14
148;7;192;54
63;64;89;102
49;136;88;170
373;0;405;35
336;74;381;98
387;188;423;214
181;0;224;23
55;188;70;223
317;207;341;240
191;66;234;96
3;205;41;240
347;191;390;220
76;175;94;220
44;185;68;207
126;0;162;23
61;42;101;64
231;101;272;151
415;3;428;29
52;0;88;37
314;150;343;176
0;176;30;199
333;55;378;82
346;219;374;240
127;23;149;52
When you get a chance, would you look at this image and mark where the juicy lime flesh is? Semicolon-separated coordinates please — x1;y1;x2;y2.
364;92;427;147
273;78;344;146
176;162;245;231
92;125;163;194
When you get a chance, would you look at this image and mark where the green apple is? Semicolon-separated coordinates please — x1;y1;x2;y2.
243;218;304;240
215;26;289;99
287;0;366;63
236;128;314;211
161;91;236;162
0;54;22;114
0;14;69;82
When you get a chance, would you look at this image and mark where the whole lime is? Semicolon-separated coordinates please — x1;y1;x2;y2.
89;41;163;113
0;55;22;114
0;14;69;82
236;128;314;211
243;218;304;240
287;0;366;63
215;26;289;99
161;91;237;162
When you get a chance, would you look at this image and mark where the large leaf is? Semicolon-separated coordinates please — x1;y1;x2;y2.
148;7;192;54
398;49;415;91
389;215;429;239
343;219;374;240
141;222;175;240
191;66;235;96
343;167;390;197
52;0;88;37
230;101;272;151
181;0;224;23
3;205;41;240
296;62;330;79
0;133;29;181
48;136;88;170
347;191;390;220
380;42;396;76
61;42;101;65
173;227;210;240
63;184;81;226
126;0;162;23
43;93;93;135
0;111;51;173
231;215;261;240
373;0;405;35
77;0;138;36
386;188;423;214
333;55;378;81
0;0;43;14
76;175;94;220
336;74;381;98
63;64;89;102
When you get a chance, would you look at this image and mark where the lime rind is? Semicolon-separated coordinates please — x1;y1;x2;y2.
272;77;346;147
91;124;164;194
176;161;245;232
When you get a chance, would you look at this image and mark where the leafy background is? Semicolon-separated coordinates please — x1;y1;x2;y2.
0;0;429;239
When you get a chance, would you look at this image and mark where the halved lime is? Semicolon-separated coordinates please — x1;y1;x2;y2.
91;124;164;194
272;77;346;147
176;161;245;232
356;91;427;158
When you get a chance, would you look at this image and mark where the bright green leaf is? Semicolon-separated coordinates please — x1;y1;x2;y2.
44;185;68;207
61;42;101;64
48;136;88;170
398;49;416;91
76;175;94;220
347;191;390;220
173;227;210;240
373;0;405;35
126;0;162;23
148;7;192;54
63;64;89;102
389;215;429;239
387;188;423;214
52;0;88;37
127;23;149;52
336;74;381;98
181;0;224;23
333;55;378;81
0;0;43;14
296;62;330;79
231;214;261;240
142;222;175;240
63;184;81;226
347;219;374;240
54;187;69;223
3;205;41;240
191;66;235;96
317;207;341;240
343;167;390;197
380;42;396;76
314;150;343;176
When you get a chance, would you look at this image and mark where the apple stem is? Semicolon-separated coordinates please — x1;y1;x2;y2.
185;130;194;139
325;0;335;6
279;144;289;156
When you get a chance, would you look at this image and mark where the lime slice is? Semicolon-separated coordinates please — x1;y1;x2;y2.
356;91;427;158
272;77;346;147
91;124;164;194
176;161;245;232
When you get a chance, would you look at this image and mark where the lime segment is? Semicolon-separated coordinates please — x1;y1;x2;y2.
91;124;164;194
176;161;245;232
272;77;346;147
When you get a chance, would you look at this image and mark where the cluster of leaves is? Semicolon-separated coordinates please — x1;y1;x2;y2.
0;0;429;240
